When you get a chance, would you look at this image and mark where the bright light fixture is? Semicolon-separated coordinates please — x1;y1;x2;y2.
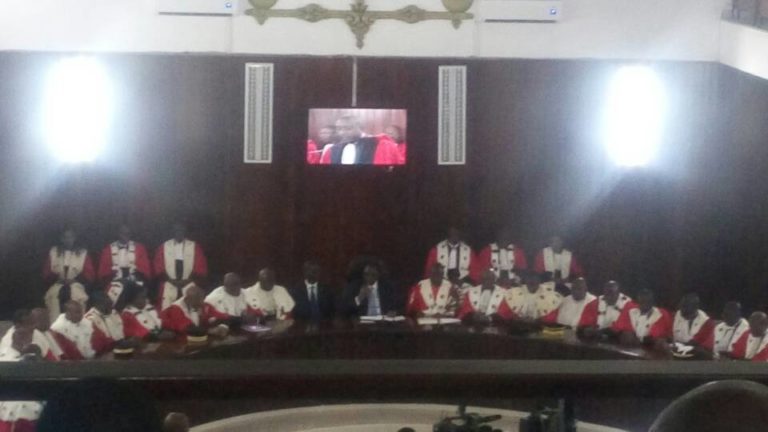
43;57;113;163
602;66;666;167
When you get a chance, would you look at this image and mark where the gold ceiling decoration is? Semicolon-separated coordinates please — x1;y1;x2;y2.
246;0;474;49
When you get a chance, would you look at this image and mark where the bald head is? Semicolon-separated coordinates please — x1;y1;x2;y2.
64;301;83;324
184;285;205;310
163;412;190;432
258;268;275;291
650;381;768;432
223;273;242;296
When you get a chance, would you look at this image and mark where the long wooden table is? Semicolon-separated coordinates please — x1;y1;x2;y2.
106;318;670;361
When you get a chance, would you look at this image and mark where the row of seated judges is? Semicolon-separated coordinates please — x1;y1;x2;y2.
41;224;582;323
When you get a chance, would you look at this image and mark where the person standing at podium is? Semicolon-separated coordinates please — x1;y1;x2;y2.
290;261;335;322
406;263;457;317
341;264;400;318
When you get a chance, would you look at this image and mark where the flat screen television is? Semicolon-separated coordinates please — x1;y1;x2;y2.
307;108;407;165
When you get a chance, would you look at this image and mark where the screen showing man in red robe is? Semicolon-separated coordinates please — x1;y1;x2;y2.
309;108;406;165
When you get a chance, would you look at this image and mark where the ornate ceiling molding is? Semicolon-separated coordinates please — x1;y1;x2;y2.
246;0;474;49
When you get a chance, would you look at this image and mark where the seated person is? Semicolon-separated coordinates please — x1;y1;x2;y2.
50;301;112;360
0;309;59;361
423;227;476;284
533;235;583;285
584;281;635;331
612;289;672;346
340;264;400;318
162;285;227;338
730;311;768;361
541;277;596;328
473;228;528;287
97;224;152;304
672;293;714;347
205;273;257;326
120;284;174;341
318;115;401;165
505;272;562;320
406;263;457;317
84;291;125;346
447;269;472;298
457;269;514;323
42;228;94;324
0;327;44;432
244;268;295;320
290;261;335;322
705;301;748;358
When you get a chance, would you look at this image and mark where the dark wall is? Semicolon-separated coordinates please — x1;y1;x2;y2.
0;52;765;317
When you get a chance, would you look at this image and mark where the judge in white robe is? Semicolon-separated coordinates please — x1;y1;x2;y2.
243;269;295;320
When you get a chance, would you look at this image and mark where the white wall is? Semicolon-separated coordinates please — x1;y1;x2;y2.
719;19;768;79
0;0;728;60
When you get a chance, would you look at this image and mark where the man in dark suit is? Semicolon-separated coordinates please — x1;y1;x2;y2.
341;263;401;318
290;261;335;322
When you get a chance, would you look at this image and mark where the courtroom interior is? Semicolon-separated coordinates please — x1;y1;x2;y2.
2;0;768;431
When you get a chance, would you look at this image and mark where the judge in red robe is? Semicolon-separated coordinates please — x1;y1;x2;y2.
473;228;528;286
84;291;125;345
672;293;715;347
384;125;407;165
542;278;597;328
43;228;95;324
97;224;152;305
578;281;636;333
457;269;514;322
612;289;672;345
153;223;208;311
407;263;458;317
307;125;335;164
704;301;748;357
318;116;402;165
119;283;174;341
0;310;60;362
204;273;258;326
50;301;111;360
424;227;477;284
533;235;583;283
730;311;768;361
0;328;44;432
162;285;227;339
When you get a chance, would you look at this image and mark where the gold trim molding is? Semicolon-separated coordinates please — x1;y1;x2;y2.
246;0;474;49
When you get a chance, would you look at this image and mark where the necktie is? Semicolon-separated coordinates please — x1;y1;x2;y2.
309;285;320;320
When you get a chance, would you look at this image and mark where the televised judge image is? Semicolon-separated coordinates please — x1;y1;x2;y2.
307;108;406;165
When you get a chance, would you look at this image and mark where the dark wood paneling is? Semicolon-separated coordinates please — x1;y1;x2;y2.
0;53;765;318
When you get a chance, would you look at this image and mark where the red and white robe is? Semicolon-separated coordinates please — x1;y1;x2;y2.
542;293;597;328
730;331;768;361
505;282;563;320
456;285;513;320
43;246;95;323
406;279;455;317
153;239;208;311
0;328;60;362
672;309;715;345
161;297;218;335
472;243;528;285
97;241;152;303
84;307;125;344
705;318;749;355
533;247;583;279
121;305;162;339
580;294;635;330
204;286;254;323
0;350;43;432
424;241;476;281
50;315;111;360
243;284;295;320
612;306;673;340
